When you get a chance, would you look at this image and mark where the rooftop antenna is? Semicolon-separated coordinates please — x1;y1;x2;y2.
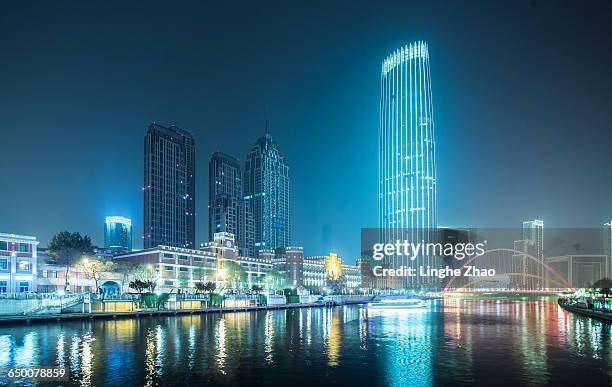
265;119;269;135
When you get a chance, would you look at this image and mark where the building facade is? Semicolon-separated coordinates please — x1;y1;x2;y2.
0;233;39;293
208;152;254;257
272;246;304;288
244;132;291;253
117;233;271;292
104;216;132;252
378;41;438;288
302;254;361;291
144;123;196;249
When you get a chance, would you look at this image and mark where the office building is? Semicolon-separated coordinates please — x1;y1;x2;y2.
244;132;291;252
208;152;254;257
143;123;195;249
379;41;438;288
104;216;132;252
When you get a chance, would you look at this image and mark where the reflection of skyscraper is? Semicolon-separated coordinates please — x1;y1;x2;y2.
104;216;132;252
378;41;437;287
208;152;254;257
244;132;290;252
143;123;195;249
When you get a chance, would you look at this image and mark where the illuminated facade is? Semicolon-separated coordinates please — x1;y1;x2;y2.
379;41;438;287
326;253;343;281
302;254;361;290
143;123;196;249
116;232;271;291
244;132;291;252
104;216;132;252
0;233;38;293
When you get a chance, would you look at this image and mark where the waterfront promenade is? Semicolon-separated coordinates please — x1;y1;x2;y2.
0;294;374;325
558;298;612;323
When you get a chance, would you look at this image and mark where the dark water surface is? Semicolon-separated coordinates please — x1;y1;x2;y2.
1;298;612;386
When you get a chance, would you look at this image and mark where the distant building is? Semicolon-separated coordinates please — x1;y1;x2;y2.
0;233;39;293
104;216;132;252
545;254;608;288
604;221;612;258
356;258;371;289
244;131;291;253
143;123;195;249
512;220;545;289
523;220;544;259
208;152;254;257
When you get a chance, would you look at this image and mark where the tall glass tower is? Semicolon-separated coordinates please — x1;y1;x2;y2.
143;123;195;249
378;41;437;287
208;152;254;257
244;132;291;253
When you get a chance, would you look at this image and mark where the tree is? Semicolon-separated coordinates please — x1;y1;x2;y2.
222;261;246;289
202;281;216;295
144;280;157;293
177;273;189;292
47;231;94;291
251;284;263;295
131;264;158;283
113;260;134;293
264;269;286;291
129;279;148;293
593;278;612;297
194;282;207;294
76;257;115;293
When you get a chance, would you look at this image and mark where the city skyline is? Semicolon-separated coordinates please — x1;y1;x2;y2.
1;1;611;263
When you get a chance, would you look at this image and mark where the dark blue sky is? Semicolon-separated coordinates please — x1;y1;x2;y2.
1;1;611;262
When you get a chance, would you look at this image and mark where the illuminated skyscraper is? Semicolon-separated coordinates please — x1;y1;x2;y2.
104;216;132;252
513;219;544;289
244;131;290;253
208;152;254;257
378;41;437;287
143;123;195;249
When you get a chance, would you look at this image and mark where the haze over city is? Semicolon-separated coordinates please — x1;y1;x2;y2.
1;1;611;261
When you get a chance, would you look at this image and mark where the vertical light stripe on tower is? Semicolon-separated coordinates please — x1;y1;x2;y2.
379;41;438;288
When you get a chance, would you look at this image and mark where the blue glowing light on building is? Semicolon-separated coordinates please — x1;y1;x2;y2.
104;216;132;252
378;41;438;287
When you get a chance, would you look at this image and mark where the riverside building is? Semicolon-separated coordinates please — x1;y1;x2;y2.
0;233;39;293
378;41;438;288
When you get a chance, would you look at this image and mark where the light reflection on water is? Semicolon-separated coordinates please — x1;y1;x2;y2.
1;298;612;386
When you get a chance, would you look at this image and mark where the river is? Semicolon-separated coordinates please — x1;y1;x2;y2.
1;297;611;386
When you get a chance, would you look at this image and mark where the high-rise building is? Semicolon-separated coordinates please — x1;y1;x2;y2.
143;123;195;249
378;41;438;288
208;152;254;257
523;220;544;258
244;132;291;253
513;220;545;289
604;221;612;258
104;216;132;252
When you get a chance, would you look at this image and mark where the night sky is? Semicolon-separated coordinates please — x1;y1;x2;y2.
1;1;611;262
